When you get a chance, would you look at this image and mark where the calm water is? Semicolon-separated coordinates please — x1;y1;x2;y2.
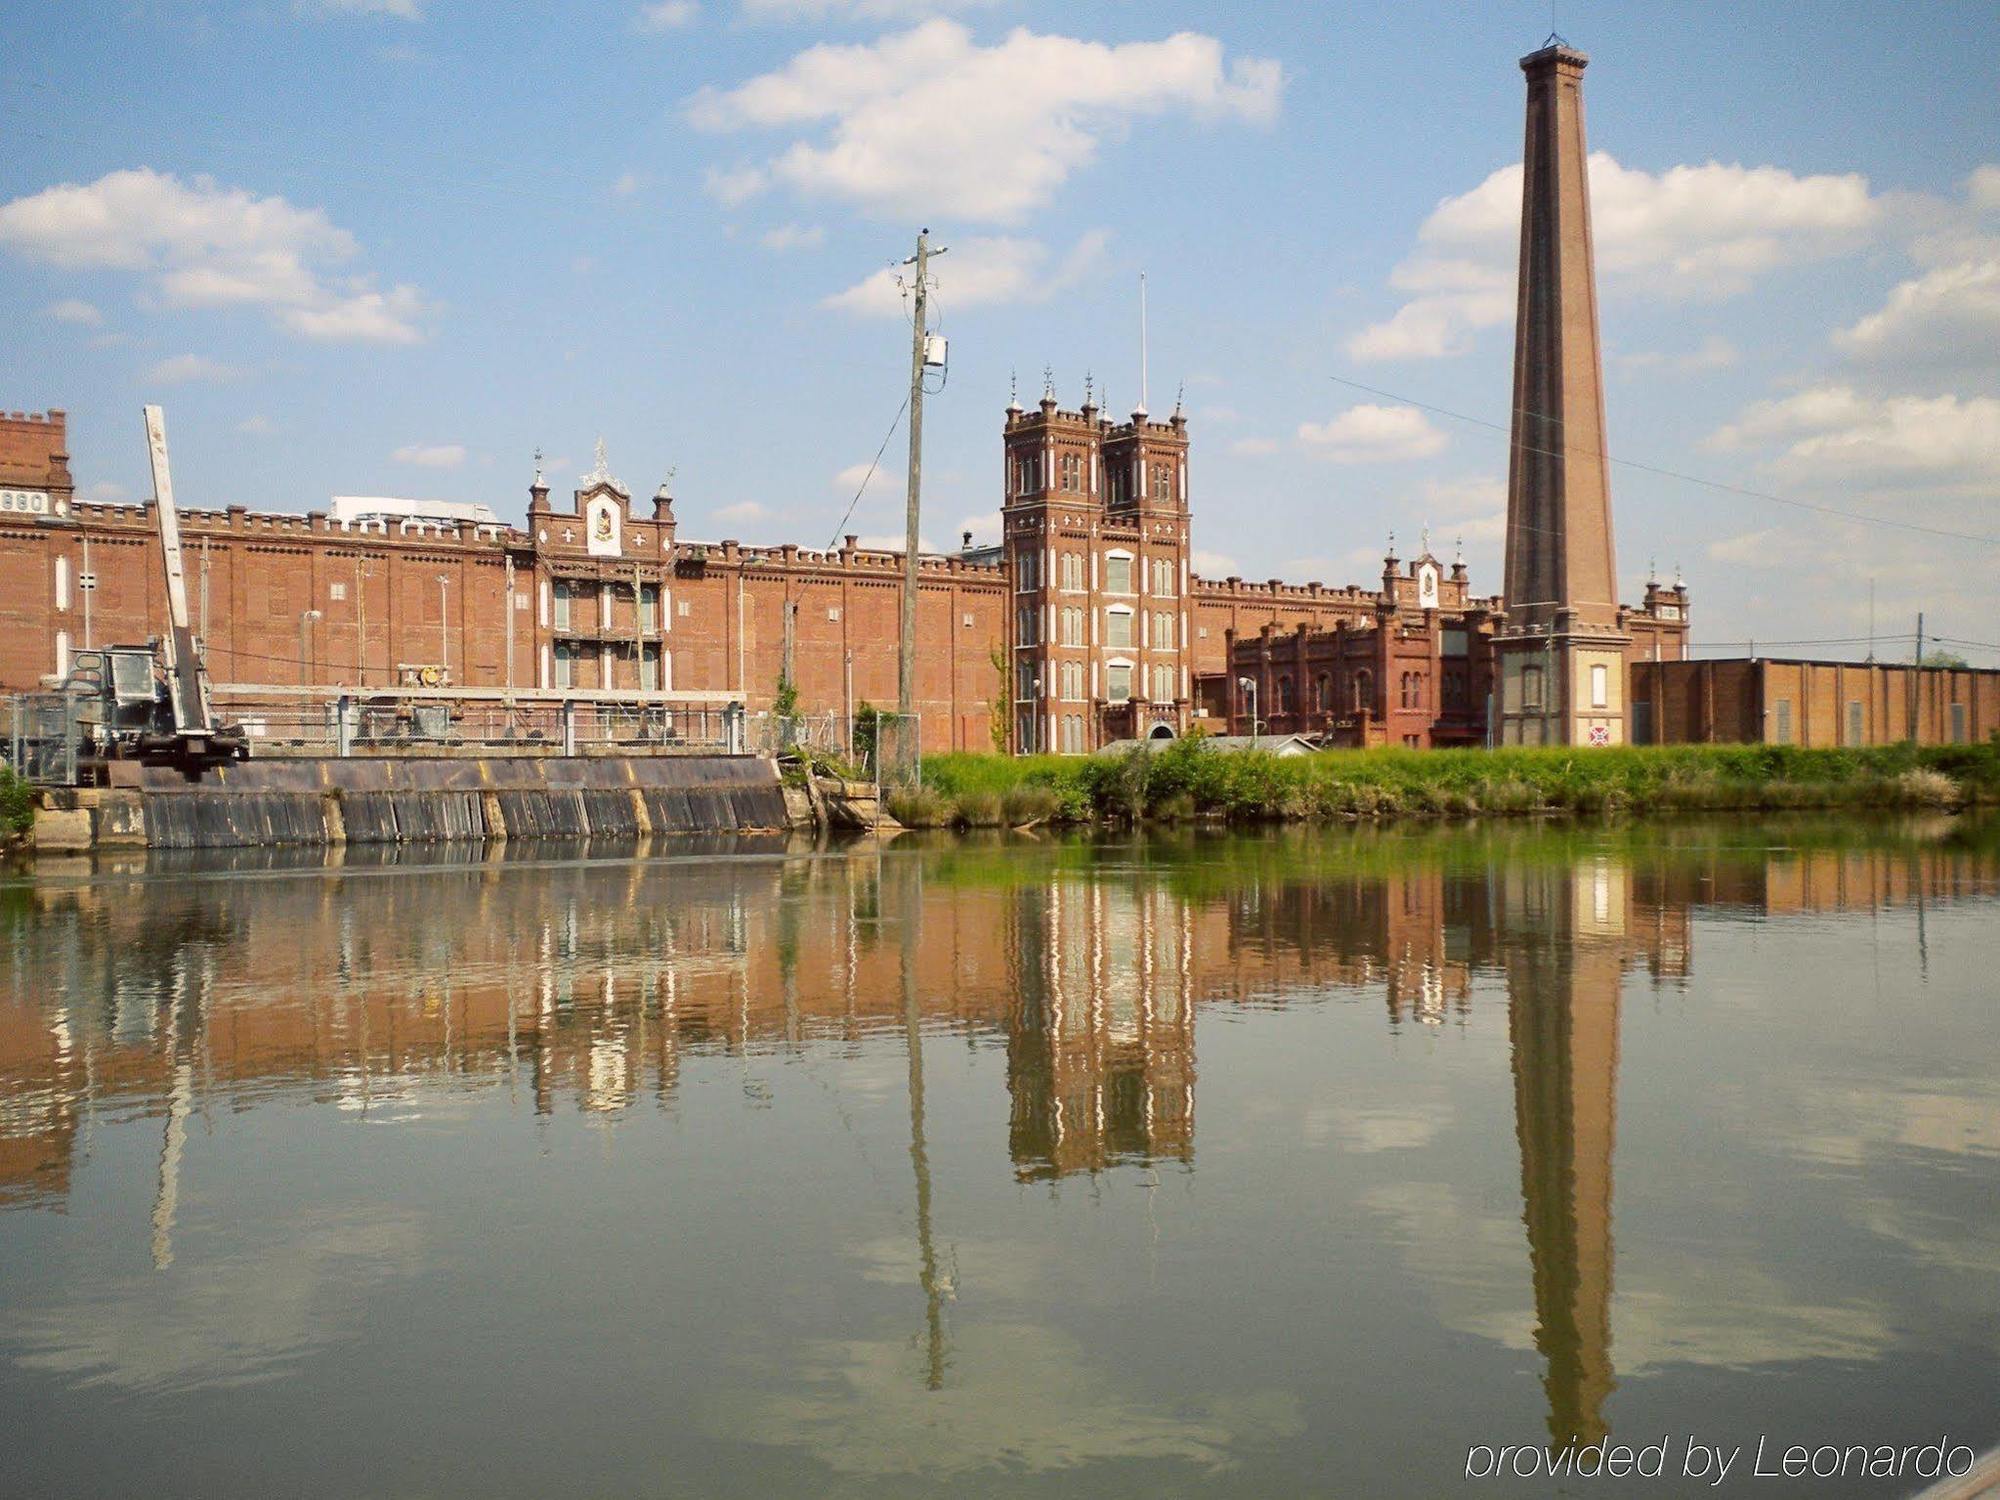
3;819;1999;1498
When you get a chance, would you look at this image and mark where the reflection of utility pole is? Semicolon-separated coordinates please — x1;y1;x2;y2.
901;855;947;1390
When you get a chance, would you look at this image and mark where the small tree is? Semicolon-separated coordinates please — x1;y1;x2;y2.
773;670;800;719
852;701;881;769
1920;649;1969;670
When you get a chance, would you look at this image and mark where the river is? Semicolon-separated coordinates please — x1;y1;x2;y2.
3;817;1997;1496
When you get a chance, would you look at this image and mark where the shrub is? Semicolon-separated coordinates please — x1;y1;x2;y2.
0;766;33;841
953;789;1003;827
1001;783;1058;826
886;786;951;827
1891;767;1960;808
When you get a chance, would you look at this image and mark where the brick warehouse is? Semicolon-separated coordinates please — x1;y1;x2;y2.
6;401;1993;753
4;399;1590;753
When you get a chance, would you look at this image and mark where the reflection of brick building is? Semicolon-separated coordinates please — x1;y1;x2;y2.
2;833;1992;1213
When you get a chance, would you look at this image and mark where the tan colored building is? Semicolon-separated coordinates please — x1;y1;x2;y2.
1632;656;1998;746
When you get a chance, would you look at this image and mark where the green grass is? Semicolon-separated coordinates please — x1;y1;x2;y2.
914;738;2000;827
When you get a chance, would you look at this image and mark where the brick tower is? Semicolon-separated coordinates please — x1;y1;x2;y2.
1496;43;1630;746
1002;378;1191;753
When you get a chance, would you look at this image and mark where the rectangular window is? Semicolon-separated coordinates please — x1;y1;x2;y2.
1104;555;1133;594
1522;664;1544;711
553;580;572;631
1590;662;1608;709
1106;663;1133;703
1951;702;1968;744
1153;611;1173;649
1773;699;1793;744
1105;609;1134;649
1846;699;1864;746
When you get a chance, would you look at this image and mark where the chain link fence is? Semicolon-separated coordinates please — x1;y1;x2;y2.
4;693;80;785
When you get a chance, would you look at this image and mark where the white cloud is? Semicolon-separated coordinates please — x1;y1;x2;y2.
391;442;466;468
760;222;826;252
1349;153;1882;359
741;0;1000;19
1298;404;1447;463
716;499;770;522
1709;384;2000;490
299;0;421;18
147;354;238;384
688;21;1280;223
611;171;642;197
955;510;998;547
704;165;768;208
824;229;1108;315
833;460;899;493
0;168;426;344
1834;257;2000;371
1707;527;1781;565
42;297;102;325
635;0;699;29
1190;548;1238;577
284;284;424;344
1227;436;1278;457
1613;334;1740;375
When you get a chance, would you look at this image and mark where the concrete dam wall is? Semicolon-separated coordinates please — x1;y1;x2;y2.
109;756;789;850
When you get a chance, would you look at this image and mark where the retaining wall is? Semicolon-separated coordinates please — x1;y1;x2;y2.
38;755;789;850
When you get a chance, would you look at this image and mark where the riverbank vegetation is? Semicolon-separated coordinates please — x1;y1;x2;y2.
890;740;2000;829
0;766;34;846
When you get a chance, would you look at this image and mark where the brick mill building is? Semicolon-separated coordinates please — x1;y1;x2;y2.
2;399;1603;754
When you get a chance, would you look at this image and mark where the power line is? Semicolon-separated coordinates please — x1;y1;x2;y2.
1326;373;2000;548
825;396;909;552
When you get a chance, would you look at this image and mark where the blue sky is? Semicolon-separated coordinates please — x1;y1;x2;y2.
4;0;1997;662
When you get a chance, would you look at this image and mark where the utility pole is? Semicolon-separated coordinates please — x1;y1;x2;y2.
438;574;450;682
1912;611;1925;741
898;227;946;720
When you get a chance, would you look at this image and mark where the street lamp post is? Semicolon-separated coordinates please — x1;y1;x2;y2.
299;608;322;686
1237;676;1260;746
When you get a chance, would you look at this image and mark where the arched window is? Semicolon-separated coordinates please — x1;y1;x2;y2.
1353;670;1373;714
1276;676;1293;715
1316;673;1332;712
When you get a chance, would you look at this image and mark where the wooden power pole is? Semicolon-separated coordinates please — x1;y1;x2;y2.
898;228;945;719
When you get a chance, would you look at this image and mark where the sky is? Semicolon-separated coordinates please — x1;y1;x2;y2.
3;0;1997;664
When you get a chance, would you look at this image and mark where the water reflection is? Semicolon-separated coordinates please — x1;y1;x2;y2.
2;818;1997;1485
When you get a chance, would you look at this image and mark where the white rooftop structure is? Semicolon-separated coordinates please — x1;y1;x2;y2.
329;495;503;526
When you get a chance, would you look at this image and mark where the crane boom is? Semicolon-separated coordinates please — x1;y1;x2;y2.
143;405;216;738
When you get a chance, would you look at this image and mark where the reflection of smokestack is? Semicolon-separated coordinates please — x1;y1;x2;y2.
1504;864;1620;1447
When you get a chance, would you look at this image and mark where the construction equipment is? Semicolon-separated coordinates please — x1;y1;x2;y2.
48;407;247;782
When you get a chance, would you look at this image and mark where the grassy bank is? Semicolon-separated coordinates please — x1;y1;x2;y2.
890;740;2000;829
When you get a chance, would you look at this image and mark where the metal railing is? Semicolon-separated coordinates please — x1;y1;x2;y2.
212;691;748;758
